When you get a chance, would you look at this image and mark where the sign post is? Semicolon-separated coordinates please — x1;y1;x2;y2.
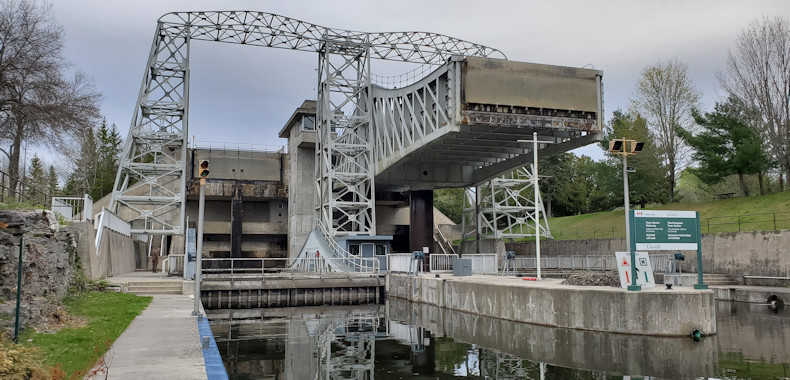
629;210;707;289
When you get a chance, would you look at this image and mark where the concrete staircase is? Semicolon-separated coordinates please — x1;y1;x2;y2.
124;281;183;295
703;274;740;286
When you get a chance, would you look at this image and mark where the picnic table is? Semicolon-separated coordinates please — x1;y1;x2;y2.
715;192;736;200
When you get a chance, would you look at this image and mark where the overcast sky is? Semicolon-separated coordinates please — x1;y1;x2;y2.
48;0;790;162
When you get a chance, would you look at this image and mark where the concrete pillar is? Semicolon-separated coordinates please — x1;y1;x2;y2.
409;190;434;267
231;182;243;258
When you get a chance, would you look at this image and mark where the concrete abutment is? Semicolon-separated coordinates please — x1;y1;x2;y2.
386;273;717;337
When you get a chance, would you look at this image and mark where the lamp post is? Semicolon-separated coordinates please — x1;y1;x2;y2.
608;139;643;291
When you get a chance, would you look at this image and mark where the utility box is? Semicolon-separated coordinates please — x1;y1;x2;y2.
453;258;472;277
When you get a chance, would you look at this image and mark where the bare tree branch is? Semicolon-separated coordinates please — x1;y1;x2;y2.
0;0;102;194
718;15;790;189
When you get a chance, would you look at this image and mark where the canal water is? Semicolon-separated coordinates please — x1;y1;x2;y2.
207;298;789;379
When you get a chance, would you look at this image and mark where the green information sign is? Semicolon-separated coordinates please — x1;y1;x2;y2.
628;209;707;289
631;210;699;250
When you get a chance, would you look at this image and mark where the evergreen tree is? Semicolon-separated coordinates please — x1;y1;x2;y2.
25;154;47;205
47;165;59;197
677;101;774;196
63;118;123;200
65;127;98;197
95;119;122;199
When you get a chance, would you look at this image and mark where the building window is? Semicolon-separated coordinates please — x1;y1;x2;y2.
301;116;315;131
278;212;282;218
278;203;283;209
349;244;360;255
375;244;386;256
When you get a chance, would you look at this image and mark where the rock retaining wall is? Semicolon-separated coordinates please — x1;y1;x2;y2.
0;210;77;332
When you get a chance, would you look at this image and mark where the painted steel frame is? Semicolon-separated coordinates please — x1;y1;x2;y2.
462;167;551;243
109;10;503;236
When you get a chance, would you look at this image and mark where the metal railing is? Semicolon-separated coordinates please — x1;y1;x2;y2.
202;257;381;279
434;228;456;255
192;140;287;154
313;221;381;274
162;254;185;276
506;253;673;273
370;64;435;89
0;169;51;206
461;253;499;274
429;253;459;272
93;207;131;251
551;211;790;240
387;253;413;273
51;194;93;222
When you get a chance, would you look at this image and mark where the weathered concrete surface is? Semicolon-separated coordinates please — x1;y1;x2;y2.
505;229;790;279
101;295;207;380
387;274;716;337
100;230;136;277
387;297;718;379
71;222;101;280
72;223;136;278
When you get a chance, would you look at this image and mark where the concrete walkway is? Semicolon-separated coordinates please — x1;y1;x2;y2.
92;294;207;380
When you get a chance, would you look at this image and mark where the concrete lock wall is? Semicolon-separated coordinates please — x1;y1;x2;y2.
71;222;136;279
386;274;716;337
505;230;790;278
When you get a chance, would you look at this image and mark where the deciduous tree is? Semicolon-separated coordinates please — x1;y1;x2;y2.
718;15;790;190
631;59;701;203
0;0;101;196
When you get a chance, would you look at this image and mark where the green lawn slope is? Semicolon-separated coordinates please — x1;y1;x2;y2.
546;191;790;240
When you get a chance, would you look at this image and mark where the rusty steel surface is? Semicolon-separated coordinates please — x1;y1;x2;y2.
462;57;602;113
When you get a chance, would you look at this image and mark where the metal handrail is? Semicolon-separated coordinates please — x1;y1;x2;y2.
202;257;380;278
434;228;456;255
0;169;51;206
505;254;674;273
429;253;458;272
314;220;381;274
162;254;185;275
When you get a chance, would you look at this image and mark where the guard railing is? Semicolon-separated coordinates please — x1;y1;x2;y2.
202;257;381;279
429;254;458;272
506;253;674;273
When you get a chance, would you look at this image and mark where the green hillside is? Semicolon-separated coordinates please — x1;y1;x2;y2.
545;191;790;240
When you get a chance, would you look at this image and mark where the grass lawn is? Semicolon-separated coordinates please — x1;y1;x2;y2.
515;191;790;241
20;292;151;379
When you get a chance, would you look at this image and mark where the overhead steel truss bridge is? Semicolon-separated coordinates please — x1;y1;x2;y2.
109;10;602;250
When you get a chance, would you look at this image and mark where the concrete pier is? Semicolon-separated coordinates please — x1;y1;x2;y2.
386;274;716;337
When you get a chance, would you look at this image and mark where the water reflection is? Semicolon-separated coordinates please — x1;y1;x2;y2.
716;301;790;379
206;299;789;379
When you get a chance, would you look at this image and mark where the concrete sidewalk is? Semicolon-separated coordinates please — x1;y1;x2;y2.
91;294;207;380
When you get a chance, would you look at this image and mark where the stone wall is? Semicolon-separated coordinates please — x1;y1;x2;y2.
0;210;77;331
504;230;790;277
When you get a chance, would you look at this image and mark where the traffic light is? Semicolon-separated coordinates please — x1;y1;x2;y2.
198;160;210;178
